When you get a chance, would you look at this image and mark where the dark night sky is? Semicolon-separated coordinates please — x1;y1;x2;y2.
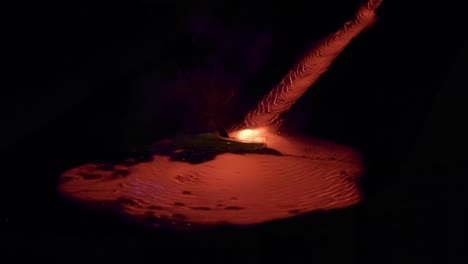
3;0;466;263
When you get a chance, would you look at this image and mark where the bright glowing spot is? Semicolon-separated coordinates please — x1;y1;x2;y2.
237;129;261;142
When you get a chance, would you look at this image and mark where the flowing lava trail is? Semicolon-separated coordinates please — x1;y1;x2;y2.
243;0;382;130
57;0;382;230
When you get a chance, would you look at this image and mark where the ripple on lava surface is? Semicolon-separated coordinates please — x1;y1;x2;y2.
57;132;364;230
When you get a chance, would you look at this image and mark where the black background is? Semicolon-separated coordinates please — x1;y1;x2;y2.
3;0;466;263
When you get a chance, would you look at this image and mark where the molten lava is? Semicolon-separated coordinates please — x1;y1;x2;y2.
57;0;382;231
243;0;383;129
236;128;267;143
57;130;363;230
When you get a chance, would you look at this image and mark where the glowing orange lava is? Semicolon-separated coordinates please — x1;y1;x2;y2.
57;0;382;231
243;0;383;129
57;131;363;230
236;128;267;143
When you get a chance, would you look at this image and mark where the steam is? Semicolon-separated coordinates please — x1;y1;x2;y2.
241;0;383;131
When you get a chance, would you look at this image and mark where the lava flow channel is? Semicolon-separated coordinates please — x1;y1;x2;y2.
57;0;382;230
57;131;363;230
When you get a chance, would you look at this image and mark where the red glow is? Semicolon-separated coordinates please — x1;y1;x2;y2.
56;0;382;230
243;0;383;129
57;131;363;230
236;128;266;143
